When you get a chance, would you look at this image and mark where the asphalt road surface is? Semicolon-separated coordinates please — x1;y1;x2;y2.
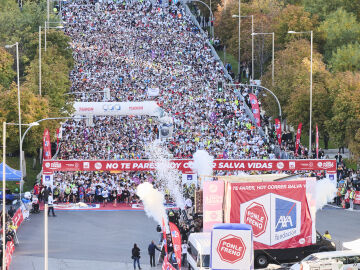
11;205;360;270
12;210;162;270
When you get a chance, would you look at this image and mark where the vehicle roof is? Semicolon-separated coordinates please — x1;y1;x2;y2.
188;232;211;254
311;250;360;259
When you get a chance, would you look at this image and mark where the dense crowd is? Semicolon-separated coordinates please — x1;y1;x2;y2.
58;0;273;162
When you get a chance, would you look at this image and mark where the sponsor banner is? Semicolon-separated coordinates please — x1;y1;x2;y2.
346;191;360;205
275;119;282;145
42;172;54;187
211;224;253;270
53;203;100;210
182;174;198;187
162;217;168;255
162;256;176;270
169;222;182;269
73;101;162;117
249;94;261;127
12;208;24;229
43;159;337;173
5;240;15;267
147;88;160;97
43;129;52;160
203;180;224;232
316;125;319;159
225;180;314;250
295;123;302;155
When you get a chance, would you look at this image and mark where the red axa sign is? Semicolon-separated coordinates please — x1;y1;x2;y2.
216;234;246;264
244;202;268;237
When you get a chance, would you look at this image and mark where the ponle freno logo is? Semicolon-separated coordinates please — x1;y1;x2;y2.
216;234;246;264
209;183;218;193
94;162;102;170
276;162;285;170
244;202;268;237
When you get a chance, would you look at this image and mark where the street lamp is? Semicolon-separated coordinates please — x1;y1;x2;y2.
4;42;23;198
252;32;275;86
2;121;38;269
288;30;313;155
233;0;241;82
39;26;42;95
44;22;63;51
232;14;254;81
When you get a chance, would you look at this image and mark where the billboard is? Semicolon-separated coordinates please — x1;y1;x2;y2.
224;180;315;250
43;159;337;173
203;180;224;232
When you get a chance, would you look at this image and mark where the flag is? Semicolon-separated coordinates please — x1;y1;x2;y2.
316;125;319;159
43;129;52;160
162;256;176;270
162;217;168;255
249;94;261;127
295;123;302;155
275;119;282;146
169;222;182;269
56;128;60;152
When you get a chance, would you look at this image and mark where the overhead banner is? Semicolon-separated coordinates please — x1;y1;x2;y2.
275;118;282;145
43;129;52;160
295;123;302;155
224;180;316;250
249;94;261;127
203;180;224;232
169;222;182;269
73;101;162;117
43;159;337;173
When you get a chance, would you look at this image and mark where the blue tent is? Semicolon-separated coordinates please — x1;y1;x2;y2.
0;162;22;181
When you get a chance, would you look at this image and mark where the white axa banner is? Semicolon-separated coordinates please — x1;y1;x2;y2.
73;101;163;116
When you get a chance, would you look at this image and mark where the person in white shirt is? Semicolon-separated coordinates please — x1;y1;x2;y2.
101;188;108;207
48;192;56;217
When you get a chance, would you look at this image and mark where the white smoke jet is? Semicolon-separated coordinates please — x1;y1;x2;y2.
147;140;185;209
193;149;214;176
343;239;360;252
316;178;337;210
136;182;167;226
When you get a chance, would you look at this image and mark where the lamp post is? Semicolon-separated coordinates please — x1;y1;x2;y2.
2;121;38;269
288;30;313;155
39;26;42;95
44;22;63;51
252;32;275;86
232;14;254;81
4;42;23;195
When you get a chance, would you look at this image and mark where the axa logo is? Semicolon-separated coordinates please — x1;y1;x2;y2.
275;198;297;232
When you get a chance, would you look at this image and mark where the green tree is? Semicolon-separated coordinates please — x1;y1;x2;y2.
329;43;360;72
318;8;360;61
0;48;16;88
326;72;360;156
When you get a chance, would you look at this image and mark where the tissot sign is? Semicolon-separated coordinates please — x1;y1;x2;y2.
43;159;336;173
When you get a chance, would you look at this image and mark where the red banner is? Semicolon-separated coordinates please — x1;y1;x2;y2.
225;180;314;250
43;129;52;160
162;256;176;270
249;94;261;127
316;125;319;159
346;191;360;205
12;208;23;229
5;240;15;267
203;180;224;232
162;217;168;255
56;128;60;152
295;123;302;155
275;118;282;146
43;159;337;173
169;222;182;269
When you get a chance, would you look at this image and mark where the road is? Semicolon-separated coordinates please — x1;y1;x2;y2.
10;205;360;270
11;210;162;270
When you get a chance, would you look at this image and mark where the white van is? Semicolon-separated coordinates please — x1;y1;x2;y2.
291;250;360;270
186;232;211;270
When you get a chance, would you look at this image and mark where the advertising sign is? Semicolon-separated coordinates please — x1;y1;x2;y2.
182;174;198;187
42;172;54;187
73;101;162;117
249;94;261;127
295;123;302;155
225;180;315;250
275;119;282;145
211;224;253;270
43;129;52;160
169;222;182;268
43;159;337;173
203;180;224;232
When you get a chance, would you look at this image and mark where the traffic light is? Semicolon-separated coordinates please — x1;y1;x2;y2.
217;81;223;92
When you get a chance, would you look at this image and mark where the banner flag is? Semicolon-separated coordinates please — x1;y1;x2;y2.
203;180;224;232
43;129;52;160
275;119;282;146
249;94;261;127
56;128;60;152
162;217;168;255
295;123;302;155
316;125;319;159
162;256;176;270
169;222;182;269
